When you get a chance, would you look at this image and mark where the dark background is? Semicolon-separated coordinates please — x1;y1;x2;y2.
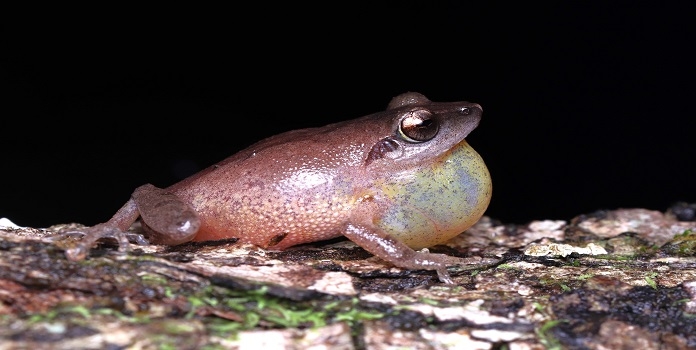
3;3;695;228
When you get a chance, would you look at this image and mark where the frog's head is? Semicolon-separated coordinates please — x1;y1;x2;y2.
364;92;483;168
365;92;491;249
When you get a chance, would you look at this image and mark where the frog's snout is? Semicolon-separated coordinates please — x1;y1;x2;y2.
458;104;482;117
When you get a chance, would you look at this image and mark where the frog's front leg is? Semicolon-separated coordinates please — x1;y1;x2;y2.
62;198;141;261
343;223;463;284
64;184;200;261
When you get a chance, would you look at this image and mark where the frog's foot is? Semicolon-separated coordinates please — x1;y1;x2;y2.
344;223;474;284
412;249;501;283
402;250;463;284
60;224;148;261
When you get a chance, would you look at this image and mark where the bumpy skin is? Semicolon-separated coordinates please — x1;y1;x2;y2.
65;92;492;284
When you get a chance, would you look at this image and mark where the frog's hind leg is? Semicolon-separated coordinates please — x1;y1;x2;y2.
342;222;463;284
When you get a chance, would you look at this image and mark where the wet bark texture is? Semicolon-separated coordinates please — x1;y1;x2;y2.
1;205;696;349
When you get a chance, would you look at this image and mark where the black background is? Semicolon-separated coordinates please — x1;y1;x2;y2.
3;3;695;228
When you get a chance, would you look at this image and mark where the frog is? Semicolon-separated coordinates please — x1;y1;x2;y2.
64;92;492;284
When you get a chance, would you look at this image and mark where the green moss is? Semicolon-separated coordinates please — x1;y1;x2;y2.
576;273;594;280
184;286;383;337
532;302;549;315
496;263;515;269
644;272;659;290
638;245;660;254
660;229;696;256
27;305;92;324
536;319;565;350
139;273;169;285
675;229;694;238
419;298;440;306
539;278;575;293
94;308;151;323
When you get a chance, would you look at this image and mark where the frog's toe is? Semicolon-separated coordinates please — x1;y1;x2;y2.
60;224;133;261
436;268;455;284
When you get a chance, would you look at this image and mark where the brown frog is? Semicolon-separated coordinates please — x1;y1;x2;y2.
65;92;492;283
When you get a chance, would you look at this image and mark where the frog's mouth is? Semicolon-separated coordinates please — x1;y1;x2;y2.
434;139;474;164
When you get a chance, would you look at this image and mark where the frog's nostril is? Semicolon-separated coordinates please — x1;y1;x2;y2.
460;104;482;115
460;106;480;115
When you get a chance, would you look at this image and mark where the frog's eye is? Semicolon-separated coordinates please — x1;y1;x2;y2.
399;109;439;142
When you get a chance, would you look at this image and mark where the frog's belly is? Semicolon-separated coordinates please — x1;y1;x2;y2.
192;219;347;249
375;140;492;249
179;185;355;249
